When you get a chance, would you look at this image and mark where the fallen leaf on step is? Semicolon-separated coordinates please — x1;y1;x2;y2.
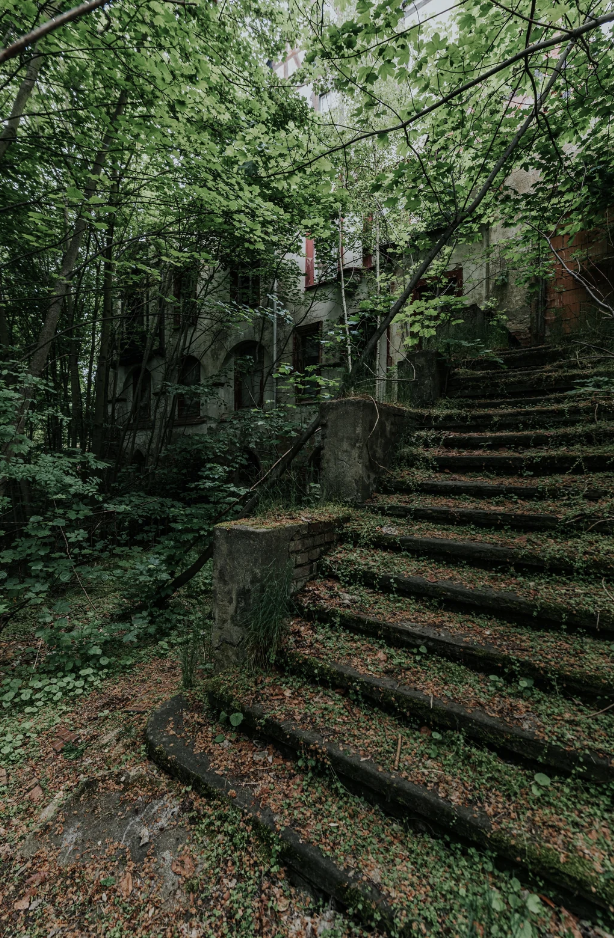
139;827;150;846
13;897;30;911
171;853;195;878
119;871;133;897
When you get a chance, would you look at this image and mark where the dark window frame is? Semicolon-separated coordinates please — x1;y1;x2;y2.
230;270;261;308
131;366;151;422
232;342;264;411
177;355;201;419
172;268;198;329
293;322;322;403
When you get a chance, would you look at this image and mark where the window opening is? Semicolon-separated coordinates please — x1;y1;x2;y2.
230;270;261;308
132;367;151;421
233;342;264;410
172;268;198;329
177;355;201;418
293;322;322;402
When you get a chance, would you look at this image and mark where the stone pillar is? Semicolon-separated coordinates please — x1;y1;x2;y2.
397;350;449;406
212;516;343;669
319;398;412;504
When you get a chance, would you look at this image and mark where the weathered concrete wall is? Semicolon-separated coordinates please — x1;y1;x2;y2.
212;515;343;669
319;397;413;504
397;350;449;407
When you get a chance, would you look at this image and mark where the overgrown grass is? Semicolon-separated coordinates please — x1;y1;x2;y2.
245;561;293;669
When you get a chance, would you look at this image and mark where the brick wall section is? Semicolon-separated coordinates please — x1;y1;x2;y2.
288;520;339;589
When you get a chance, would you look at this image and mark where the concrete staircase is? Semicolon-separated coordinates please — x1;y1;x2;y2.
203;347;614;934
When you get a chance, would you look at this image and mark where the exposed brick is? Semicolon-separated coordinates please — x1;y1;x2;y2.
293;551;310;566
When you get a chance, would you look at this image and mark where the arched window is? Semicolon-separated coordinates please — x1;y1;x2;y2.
231;341;264;410
177;356;201;418
131;367;151;421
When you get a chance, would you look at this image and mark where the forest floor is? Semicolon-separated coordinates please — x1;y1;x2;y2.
0;627;371;938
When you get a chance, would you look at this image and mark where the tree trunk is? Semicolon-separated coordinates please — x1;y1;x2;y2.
9;90;127;448
67;288;84;448
0;52;43;160
91;202;116;459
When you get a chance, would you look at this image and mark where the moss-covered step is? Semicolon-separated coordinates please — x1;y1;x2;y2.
341;529;614;579
208;675;614;911
146;694;404;936
324;548;614;635
398;449;614;475
365;501;563;531
365;497;614;534
409;400;614;432
296;589;614;701
445;366;614;399
416;425;614;452
281;618;614;780
449;346;569;371
145;695;587;937
385;475;612;501
342;515;614;576
440;390;606;410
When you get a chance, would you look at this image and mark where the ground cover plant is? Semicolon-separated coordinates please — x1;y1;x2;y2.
3;0;614;934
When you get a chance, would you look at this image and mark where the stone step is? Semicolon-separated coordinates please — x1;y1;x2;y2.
412;400;614;432
449;346;579;372
297;591;614;700
342;526;614;578
147;694;580;935
387;475;610;501
324;550;614;635
417;425;614;451
370;491;614;533
209;678;613;911
400;450;614;474
367;501;563;531
279;623;614;782
441;390;585;409
446;366;614;400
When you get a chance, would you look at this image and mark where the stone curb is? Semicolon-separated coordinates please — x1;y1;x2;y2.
145;694;412;937
208;690;611;914
280;651;614;783
297;601;614;702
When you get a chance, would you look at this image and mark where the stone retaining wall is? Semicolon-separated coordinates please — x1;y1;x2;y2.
320;397;414;503
212;514;345;669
